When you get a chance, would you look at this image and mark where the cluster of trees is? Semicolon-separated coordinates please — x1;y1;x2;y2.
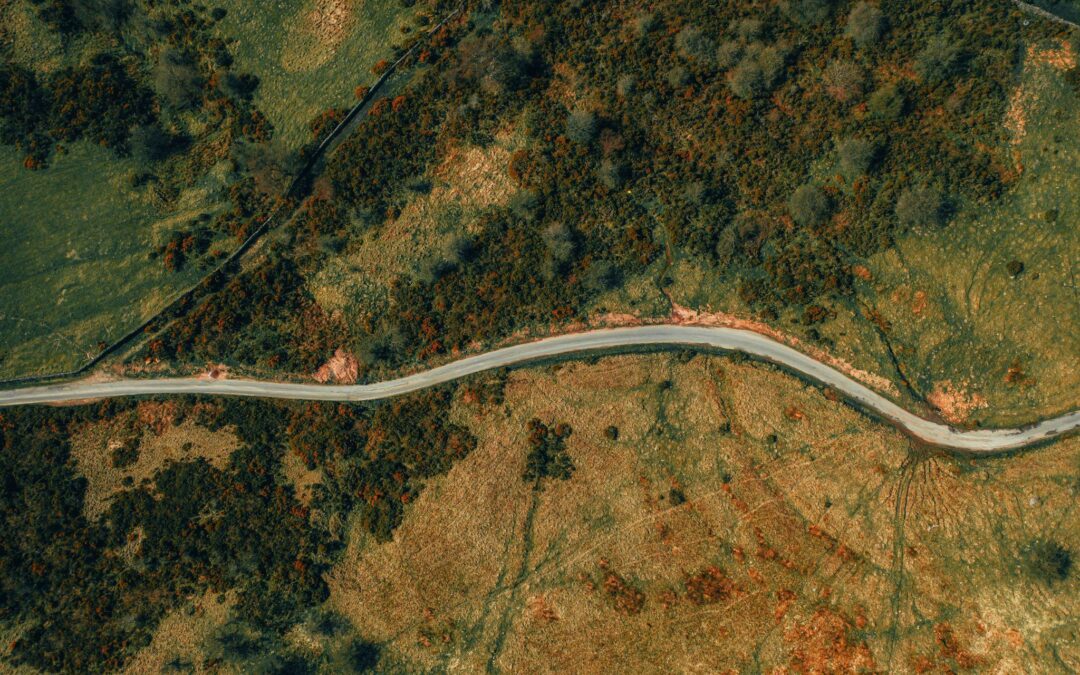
0;384;478;670
522;418;574;487
0;55;154;166
291;388;477;541
144;0;1056;377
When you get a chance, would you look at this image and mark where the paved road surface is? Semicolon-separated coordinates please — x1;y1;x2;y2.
0;326;1075;453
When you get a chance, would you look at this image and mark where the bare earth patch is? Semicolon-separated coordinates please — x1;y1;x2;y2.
314;347;359;383
927;380;989;424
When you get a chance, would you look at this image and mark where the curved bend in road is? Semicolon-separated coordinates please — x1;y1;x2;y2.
0;326;1076;454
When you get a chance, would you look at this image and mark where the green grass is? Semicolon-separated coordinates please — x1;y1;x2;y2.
0;143;231;379
213;0;415;151
865;41;1080;425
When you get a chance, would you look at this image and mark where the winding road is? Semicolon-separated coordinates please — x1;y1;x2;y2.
0;325;1076;453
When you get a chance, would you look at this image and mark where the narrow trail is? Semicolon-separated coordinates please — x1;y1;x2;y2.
0;325;1076;454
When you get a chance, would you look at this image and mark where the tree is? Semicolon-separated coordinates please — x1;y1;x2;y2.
675;26;715;63
716;40;742;69
846;2;885;48
598;159;626;190
153;48;202;109
615;74;636;97
129;124;177;166
728;58;765;99
788;183;830;226
915;34;961;84
542;221;577;277
584;259;623;292
895;185;944;227
734;18;763;40
867;83;905;120
836;136;877;179
564;108;595;144
1020;538;1072;584
783;0;834;26
823;60;866;102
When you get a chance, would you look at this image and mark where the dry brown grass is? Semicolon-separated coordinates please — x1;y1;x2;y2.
123;590;236;674
323;353;1079;672
282;447;324;506
281;0;360;72
309;136;519;318
70;414;239;519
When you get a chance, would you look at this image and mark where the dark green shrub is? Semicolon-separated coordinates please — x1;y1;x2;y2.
788;183;830;226
895;185;944;228
836;136;878;179
915;34;962;84
846;2;885;48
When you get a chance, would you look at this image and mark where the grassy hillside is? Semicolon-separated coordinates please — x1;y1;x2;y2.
212;0;415;151
0;143;231;378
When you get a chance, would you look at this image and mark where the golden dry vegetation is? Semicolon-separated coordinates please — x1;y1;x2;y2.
70;403;240;519
122;591;237;674
324;353;1079;672
308;132;521;323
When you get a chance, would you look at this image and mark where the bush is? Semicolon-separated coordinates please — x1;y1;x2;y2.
895;185;944;227
715;40;742;69
867;83;905;120
1019;539;1072;584
564;108;596;144
728;58;765;99
836;136;877;179
783;0;834;26
615;74;636;97
788;183;830;226
915;34;961;84
675;26;715;63
846;2;885;47
153;48;202;110
823;60;866;102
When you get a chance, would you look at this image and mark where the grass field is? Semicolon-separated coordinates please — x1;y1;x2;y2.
864;38;1080;427
0;143;235;379
213;0;415;151
322;354;1079;672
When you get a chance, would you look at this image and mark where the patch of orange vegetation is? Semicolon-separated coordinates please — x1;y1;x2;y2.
594;312;643;327
1028;38;1077;71
197;364;229;380
314;348;359;384
669;302;899;396
912;290;928;317
1006;39;1075;148
136;401;177;436
927;381;988;424
527;595;559;623
784;608;877;673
